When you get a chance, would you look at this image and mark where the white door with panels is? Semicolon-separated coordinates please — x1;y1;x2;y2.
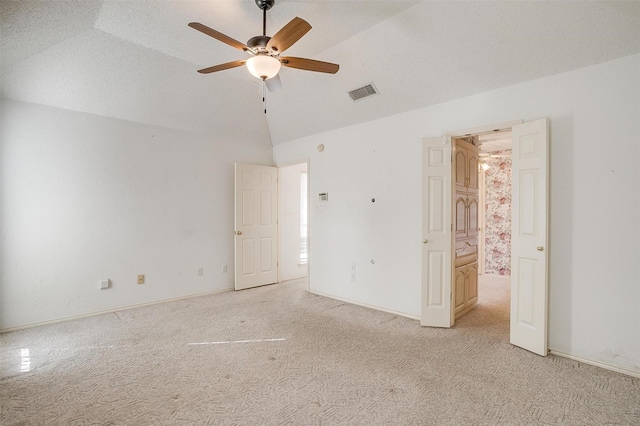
234;163;278;290
421;137;454;327
510;118;549;356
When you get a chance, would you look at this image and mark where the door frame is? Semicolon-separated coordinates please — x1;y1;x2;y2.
446;121;523;298
275;159;311;291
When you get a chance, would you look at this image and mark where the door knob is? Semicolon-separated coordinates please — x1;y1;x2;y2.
236;231;242;236
537;246;544;251
423;239;428;244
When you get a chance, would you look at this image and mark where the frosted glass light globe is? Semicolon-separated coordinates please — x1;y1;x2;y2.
246;55;281;80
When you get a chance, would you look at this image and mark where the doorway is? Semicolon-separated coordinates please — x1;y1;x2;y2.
233;161;309;290
421;119;549;356
277;162;309;284
452;131;512;324
478;131;513;278
476;131;514;334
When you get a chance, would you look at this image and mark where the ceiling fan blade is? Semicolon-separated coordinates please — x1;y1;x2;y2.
265;74;282;92
197;60;247;74
266;17;311;54
280;57;339;74
189;22;251;52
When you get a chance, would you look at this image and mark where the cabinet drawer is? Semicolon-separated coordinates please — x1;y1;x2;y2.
455;237;478;266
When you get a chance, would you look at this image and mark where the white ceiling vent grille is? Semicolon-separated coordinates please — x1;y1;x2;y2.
348;83;379;102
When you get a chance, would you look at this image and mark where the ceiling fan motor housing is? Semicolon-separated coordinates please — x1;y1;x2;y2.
248;35;271;51
256;0;274;11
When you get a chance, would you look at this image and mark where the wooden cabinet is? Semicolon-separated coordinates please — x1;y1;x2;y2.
455;193;479;240
467;193;479;237
455;237;478;267
454;262;478;318
453;137;479;320
455;193;468;238
454;140;479;194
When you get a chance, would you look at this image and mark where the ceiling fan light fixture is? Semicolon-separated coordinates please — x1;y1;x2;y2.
246;55;281;80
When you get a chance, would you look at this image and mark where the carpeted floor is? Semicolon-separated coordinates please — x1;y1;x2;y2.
1;275;639;425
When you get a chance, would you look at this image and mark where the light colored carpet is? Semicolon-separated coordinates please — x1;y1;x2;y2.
1;275;639;425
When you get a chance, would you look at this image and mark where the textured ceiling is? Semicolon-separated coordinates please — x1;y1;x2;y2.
1;1;639;145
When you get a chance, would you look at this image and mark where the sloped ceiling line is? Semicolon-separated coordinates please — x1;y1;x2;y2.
2;1;639;146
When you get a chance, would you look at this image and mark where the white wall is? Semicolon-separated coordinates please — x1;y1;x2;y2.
278;162;308;282
274;54;640;375
0;99;272;330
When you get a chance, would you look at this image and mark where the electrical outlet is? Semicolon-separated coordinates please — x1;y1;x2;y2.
222;264;228;273
197;267;203;276
137;275;145;284
100;279;110;290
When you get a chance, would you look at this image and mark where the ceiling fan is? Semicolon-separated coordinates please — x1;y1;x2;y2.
188;0;339;91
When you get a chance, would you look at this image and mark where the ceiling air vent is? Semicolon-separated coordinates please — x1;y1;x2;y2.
348;83;379;102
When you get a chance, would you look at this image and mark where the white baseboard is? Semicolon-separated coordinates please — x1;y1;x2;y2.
550;350;640;379
0;287;234;333
307;289;420;321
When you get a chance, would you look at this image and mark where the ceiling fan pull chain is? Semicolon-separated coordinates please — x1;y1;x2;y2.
263;79;267;114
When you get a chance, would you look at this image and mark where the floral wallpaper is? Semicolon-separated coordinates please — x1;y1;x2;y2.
484;151;512;275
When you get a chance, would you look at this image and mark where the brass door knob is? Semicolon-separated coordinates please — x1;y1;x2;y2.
423;239;428;244
236;231;242;236
537;246;544;251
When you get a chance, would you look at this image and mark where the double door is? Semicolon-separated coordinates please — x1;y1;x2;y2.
421;118;549;357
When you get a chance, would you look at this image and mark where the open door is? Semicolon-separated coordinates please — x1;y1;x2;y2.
234;163;278;290
421;137;454;327
510;118;549;356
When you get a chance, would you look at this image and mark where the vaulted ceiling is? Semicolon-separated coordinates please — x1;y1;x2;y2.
2;1;639;145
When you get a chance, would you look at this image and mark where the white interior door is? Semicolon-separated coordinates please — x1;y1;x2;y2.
235;163;278;290
421;137;454;327
510;118;549;355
